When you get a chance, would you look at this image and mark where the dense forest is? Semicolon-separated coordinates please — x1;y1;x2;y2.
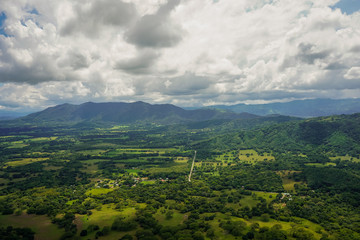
0;113;360;239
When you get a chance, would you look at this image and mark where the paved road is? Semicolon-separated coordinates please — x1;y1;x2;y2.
188;150;197;182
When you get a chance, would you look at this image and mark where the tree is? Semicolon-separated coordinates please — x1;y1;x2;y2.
80;230;88;236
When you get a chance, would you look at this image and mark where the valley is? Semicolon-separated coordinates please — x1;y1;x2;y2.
0;111;360;240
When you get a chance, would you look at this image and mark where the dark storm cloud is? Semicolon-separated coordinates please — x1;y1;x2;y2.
350;45;360;52
324;62;345;70
115;49;159;74
57;50;90;70
125;0;183;48
280;43;332;70
164;73;211;95
60;0;137;37
0;62;67;84
296;43;330;64
68;52;89;70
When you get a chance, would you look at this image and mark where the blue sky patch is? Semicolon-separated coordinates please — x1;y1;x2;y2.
28;8;39;15
332;0;360;15
0;12;7;37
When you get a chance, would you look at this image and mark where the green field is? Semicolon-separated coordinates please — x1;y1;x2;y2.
6;157;49;167
78;204;138;228
305;162;337;167
140;180;156;185
0;214;65;240
238;150;275;163
7;141;29;148
330;155;360;162
277;171;303;192
86;188;114;196
28;137;58;142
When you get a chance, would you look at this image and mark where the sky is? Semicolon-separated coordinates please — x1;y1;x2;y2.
0;0;360;112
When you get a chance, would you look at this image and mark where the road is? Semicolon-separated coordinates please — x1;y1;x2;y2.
188;150;197;182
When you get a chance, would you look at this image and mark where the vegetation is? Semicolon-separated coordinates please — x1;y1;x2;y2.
1;112;360;239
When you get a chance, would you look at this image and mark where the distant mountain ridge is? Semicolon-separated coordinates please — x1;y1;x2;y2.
0;110;28;120
18;101;258;125
209;98;360;118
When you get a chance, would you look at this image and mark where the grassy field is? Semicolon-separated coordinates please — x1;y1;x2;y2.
248;216;324;239
106;148;177;156
305;162;337;167
140;180;156;185
86;188;114;196
174;157;189;163
145;163;188;174
7;141;29;148
197;150;275;168
238;150;275;163
215;152;237;163
254;191;277;204
154;209;185;226
0;214;65;240
6;157;49;167
80;160;101;174
78;204;127;228
277;171;303;192
125;169;140;176
211;212;325;240
195;161;223;167
78;149;107;156
239;195;259;208
76;205;135;239
76;203;147;240
330;155;360;162
28;137;58;142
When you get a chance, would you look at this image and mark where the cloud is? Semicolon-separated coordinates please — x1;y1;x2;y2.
114;49;159;74
125;0;183;48
163;73;211;95
344;67;360;79
0;0;360;111
60;0;137;37
58;49;90;70
296;43;330;65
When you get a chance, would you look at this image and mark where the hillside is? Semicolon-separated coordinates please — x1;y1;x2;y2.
16;101;258;125
210;98;360;117
193;113;360;156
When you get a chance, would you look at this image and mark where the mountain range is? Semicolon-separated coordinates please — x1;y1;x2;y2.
12;101;258;125
1;98;360;126
208;98;360;117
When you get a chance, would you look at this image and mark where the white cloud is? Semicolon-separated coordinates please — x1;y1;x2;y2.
344;67;360;79
0;0;360;111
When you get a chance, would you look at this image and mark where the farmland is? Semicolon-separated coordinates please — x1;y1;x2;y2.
1;114;360;240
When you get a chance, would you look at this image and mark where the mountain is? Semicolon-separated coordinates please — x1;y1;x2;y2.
16;101;259;125
210;98;360;118
193;113;360;156
156;115;301;134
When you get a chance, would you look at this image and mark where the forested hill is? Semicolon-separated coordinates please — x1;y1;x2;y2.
15;101;258;125
193;113;360;156
210;98;360;118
